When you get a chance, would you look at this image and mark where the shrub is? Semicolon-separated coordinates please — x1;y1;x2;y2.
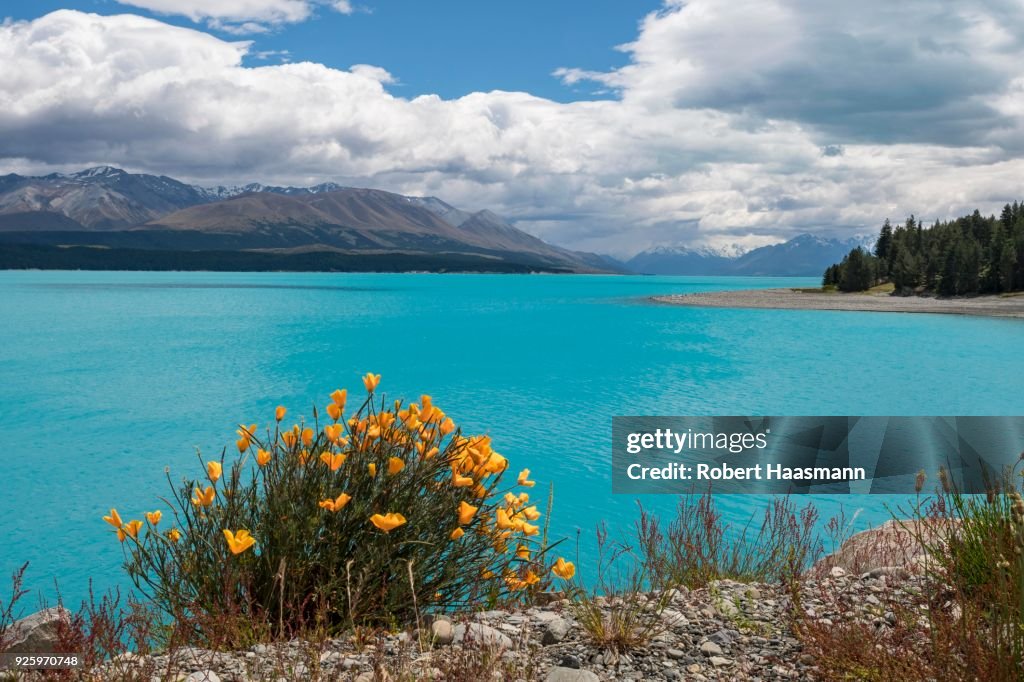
103;375;563;643
795;463;1024;682
560;523;672;655
907;465;1024;680
635;493;821;590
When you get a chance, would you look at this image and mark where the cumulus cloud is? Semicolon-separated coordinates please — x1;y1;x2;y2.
558;0;1024;149
116;0;353;33
2;6;1024;256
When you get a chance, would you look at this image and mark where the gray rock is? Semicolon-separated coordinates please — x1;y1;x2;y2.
541;616;570;645
184;673;221;682
430;619;454;646
667;648;686;660
452;622;513;649
713;598;739;618
700;641;723;657
559;654;581;669
709;656;733;667
708;629;734;646
3;607;70;654
867;566;911;580
545;667;600;682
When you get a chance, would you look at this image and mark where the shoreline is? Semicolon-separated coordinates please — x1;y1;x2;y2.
653;288;1024;319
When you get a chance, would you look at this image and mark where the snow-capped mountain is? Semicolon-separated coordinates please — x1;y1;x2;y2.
0;166;622;273
199;182;347;201
628;234;874;276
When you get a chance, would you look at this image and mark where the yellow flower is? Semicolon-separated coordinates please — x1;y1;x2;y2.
504;570;540;590
330;388;348;408
319;493;351;513
458;501;478;525
452;470;474;487
275;405;287;422
122;519;143;540
552;557;576;580
362;372;381;392
481;569;495;579
387;456;405;475
516;544;530;560
192;486;215;507
103;508;123;529
301;427;314;447
223;529;256;555
368;462;377;477
496;509;515;530
207;461;222;483
520;522;539;536
167;528;182;543
326;402;342;421
324;424;346;444
298;450;310;466
281;431;297;448
236;423;257;452
369;512;407;532
517;468;535;487
145;510;162;526
256;449;272;467
440;418;455;436
420;395;435;421
319;452;347;471
450;528;465;540
522;505;541;521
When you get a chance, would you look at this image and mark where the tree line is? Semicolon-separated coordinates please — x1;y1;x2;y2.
823;202;1024;295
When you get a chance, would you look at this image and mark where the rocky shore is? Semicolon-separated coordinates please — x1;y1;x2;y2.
1;522;940;681
653;288;1024;319
61;570;922;682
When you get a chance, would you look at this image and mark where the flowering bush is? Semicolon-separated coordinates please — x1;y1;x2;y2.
104;375;566;637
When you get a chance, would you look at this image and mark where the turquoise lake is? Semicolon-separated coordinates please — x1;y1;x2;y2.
2;270;1023;606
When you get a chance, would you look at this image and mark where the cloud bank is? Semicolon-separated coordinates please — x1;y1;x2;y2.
2;3;1024;255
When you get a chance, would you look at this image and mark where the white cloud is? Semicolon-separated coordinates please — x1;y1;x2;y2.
116;0;355;33
2;7;1024;256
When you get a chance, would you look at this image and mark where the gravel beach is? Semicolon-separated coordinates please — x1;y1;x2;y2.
653;289;1024;319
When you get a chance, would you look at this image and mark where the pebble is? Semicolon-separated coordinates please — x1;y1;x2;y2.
84;570;931;682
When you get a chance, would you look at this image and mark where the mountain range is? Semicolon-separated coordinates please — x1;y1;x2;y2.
0;167;620;273
0;166;871;276
626;234;876;277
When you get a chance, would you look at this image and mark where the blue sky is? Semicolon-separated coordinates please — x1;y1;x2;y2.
2;1;1024;255
1;0;661;101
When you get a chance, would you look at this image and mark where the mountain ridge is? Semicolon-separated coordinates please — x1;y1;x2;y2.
0;167;621;273
627;234;876;276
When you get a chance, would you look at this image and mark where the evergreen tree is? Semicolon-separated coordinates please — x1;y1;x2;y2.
839;248;875;292
875;219;893;260
823;203;1024;296
1000;237;1018;292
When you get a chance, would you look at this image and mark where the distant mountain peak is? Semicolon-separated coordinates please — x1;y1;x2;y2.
628;233;872;276
640;242;748;259
71;166;127;179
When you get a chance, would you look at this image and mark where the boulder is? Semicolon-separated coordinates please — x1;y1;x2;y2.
3;608;70;654
451;622;513;649
545;667;599;682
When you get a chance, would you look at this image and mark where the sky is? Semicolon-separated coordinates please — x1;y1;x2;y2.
2;0;1024;256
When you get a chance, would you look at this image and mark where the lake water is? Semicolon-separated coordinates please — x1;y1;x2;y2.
2;270;1022;606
